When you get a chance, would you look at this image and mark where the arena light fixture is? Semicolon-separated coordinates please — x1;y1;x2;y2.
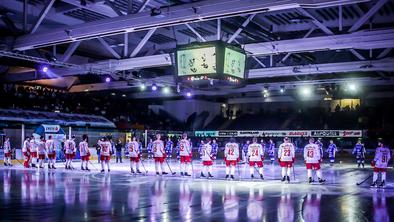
105;77;111;83
162;87;170;94
151;84;158;91
348;83;357;92
300;86;312;96
263;86;269;94
280;86;285;93
41;65;49;73
186;92;192;98
140;83;146;91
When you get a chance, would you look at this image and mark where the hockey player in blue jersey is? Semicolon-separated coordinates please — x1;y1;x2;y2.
198;140;205;154
316;138;324;158
267;139;276;164
165;137;174;159
147;138;153;159
326;140;338;166
242;139;251;163
352;139;366;168
211;139;219;160
175;138;181;160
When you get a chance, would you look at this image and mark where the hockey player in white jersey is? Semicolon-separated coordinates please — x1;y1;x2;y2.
22;137;31;168
98;137;112;172
224;138;240;180
3;137;12;166
37;136;47;169
304;137;326;184
65;136;76;170
45;135;56;169
278;137;295;183
370;140;391;188
179;133;192;176
128;136;142;174
153;133;168;175
247;137;265;180
30;136;38;168
79;134;90;171
200;138;214;178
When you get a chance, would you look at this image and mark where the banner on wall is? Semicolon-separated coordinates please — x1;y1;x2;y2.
195;130;362;138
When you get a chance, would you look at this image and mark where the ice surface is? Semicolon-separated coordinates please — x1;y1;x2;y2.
1;160;393;221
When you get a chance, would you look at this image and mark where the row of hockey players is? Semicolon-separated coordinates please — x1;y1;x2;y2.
3;135;391;186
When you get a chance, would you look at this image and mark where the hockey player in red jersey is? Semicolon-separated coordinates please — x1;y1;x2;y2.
179;133;192;176
370;140;391;188
30;136;38;168
200;137;214;178
65;136;76;170
278;137;295;183
98;137;112;172
128;136;142;174
304;137;326;184
247;137;265;180
22;137;31;168
79;134;90;171
45;135;56;169
224;137;240;180
153;133;168;175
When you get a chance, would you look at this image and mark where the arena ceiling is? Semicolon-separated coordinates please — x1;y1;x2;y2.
0;0;394;99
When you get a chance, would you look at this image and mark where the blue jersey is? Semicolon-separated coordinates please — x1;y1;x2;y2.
198;143;204;154
147;142;153;153
242;144;249;153
267;142;275;155
165;140;173;152
211;143;218;155
326;143;337;158
138;142;143;153
352;143;365;158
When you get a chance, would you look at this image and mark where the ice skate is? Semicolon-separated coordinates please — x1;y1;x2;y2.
370;181;377;188
225;175;229;179
318;178;326;184
281;176;286;182
286;176;290;183
378;180;386;188
230;175;235;180
208;172;214;178
200;172;206;177
260;174;264;180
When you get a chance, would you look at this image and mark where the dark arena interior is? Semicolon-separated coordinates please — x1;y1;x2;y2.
1;0;394;221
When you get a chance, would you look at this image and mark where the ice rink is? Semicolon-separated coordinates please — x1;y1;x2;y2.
1;160;393;221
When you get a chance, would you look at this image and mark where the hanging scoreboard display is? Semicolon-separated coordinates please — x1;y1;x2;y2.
175;41;247;89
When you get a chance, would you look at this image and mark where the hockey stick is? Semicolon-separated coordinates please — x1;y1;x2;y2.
356;175;372;186
88;160;99;171
165;159;176;175
292;164;296;181
237;164;242;180
140;159;148;174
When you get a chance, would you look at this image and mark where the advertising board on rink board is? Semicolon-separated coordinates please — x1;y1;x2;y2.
195;130;362;138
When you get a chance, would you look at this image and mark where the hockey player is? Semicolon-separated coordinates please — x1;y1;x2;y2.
267;139;276;164
211;139;219;160
242;139;250;163
352;139;366;168
179;133;193;176
22;137;31;168
200;138;214;178
30;136;38;168
65;136;76;170
79;134;90;171
326;140;338;166
165;137;173;159
3;137;12;166
153;133;168;175
304;137;326;184
45;135;56;169
129;137;142;174
370;140;391;188
98;137;112;172
247;137;265;180
37;136;47;169
278;137;295;183
316;138;324;157
147;138;153;159
198;140;205;155
224;138;240;180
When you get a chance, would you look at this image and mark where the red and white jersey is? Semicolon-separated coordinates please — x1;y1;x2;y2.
45;139;55;154
278;142;295;162
37;141;46;155
79;141;89;156
65;139;76;154
128;141;140;157
30;139;37;152
3;141;11;153
304;143;321;164
153;140;165;157
179;139;192;156
224;142;239;161
247;143;264;162
374;147;391;168
22;140;30;152
200;144;212;161
99;141;112;156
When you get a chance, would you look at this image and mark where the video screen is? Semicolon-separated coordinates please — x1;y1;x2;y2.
176;46;216;76
223;47;246;79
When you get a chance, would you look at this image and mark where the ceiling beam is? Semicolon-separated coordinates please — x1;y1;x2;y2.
97;37;121;59
60;41;81;62
29;0;56;34
14;0;368;50
297;8;334;35
104;0;124;16
227;14;256;43
129;28;157;57
185;24;207;42
348;0;388;32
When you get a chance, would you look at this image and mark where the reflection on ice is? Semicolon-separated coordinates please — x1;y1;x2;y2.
247;186;264;221
223;184;239;221
302;193;321;222
373;192;390;222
